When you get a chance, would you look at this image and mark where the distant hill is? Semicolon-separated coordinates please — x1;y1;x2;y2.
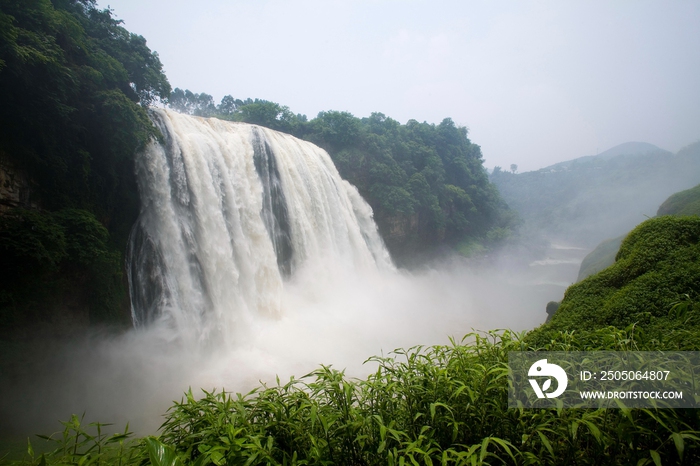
548;142;669;170
490;141;700;246
576;234;626;282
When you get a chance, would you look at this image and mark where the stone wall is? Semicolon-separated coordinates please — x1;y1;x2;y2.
380;213;419;241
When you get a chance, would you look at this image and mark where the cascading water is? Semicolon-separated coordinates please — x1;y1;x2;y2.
127;109;393;346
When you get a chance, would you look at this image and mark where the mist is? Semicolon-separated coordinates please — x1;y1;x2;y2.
0;249;576;438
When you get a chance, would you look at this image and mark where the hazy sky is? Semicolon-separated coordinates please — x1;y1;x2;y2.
100;0;700;171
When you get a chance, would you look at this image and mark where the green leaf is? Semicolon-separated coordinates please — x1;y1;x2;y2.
671;432;684;461
145;437;183;466
537;431;554;458
650;449;661;466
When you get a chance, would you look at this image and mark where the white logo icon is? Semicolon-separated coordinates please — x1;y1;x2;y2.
528;359;568;398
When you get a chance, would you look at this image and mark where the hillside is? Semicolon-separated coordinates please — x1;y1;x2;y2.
490;141;700;246
529;215;700;347
547;141;668;170
658;183;700;217
576;234;626;281
577;182;700;281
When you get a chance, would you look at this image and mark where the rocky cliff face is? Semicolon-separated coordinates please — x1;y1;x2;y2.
0;153;33;213
376;213;423;264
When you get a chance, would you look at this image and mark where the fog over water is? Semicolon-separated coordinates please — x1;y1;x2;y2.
2;250;577;436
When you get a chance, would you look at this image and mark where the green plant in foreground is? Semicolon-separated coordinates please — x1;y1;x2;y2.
7;414;142;466
4;328;700;465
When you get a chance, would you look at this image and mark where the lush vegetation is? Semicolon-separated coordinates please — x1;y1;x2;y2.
0;208;124;325
657;184;700;218
0;0;170;326
529;216;700;347
167;91;517;262
490;142;700;246
5;327;700;466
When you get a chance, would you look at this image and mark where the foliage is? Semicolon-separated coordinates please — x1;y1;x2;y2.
0;0;169;212
168;88;217;117
168;91;308;135
0;208;125;325
3;414;143;466
0;0;170;325
529;216;700;347
6;328;700;465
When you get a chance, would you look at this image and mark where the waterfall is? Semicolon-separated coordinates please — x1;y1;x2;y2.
127;109;392;346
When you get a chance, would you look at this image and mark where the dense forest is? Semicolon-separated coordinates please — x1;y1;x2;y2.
0;0;170;328
166;90;516;262
490;141;700;246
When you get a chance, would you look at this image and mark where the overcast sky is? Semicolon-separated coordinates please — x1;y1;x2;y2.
100;0;700;171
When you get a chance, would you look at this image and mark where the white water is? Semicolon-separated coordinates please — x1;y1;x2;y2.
127;110;392;348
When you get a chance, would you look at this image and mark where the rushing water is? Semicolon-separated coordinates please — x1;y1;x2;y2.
127;110;392;347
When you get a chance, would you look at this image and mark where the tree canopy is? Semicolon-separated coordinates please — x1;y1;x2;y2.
169;94;515;261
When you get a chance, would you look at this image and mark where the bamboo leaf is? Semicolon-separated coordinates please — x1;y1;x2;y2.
145;437;184;466
671;432;684;461
537;431;554;458
650;450;661;466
